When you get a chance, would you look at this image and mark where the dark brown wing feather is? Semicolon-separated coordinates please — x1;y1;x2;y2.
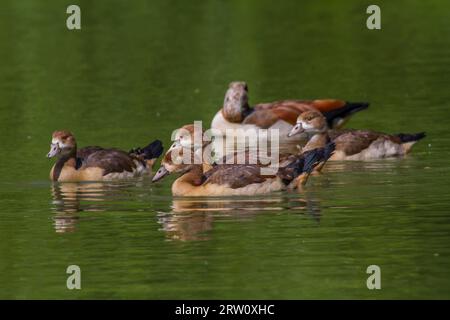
243;100;347;127
215;150;276;166
203;164;269;189
253;100;317;112
82;149;136;175
244;100;319;126
241;109;279;128
277;154;304;181
77;146;105;160
330;130;382;156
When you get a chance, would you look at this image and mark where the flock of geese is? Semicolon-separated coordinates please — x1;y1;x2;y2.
47;81;425;197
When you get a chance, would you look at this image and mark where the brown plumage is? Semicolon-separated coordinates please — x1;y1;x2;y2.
76;146;104;160
203;164;269;188
211;82;369;139
47;130;163;182
244;99;345;128
152;137;335;196
329;130;384;156
81;149;137;176
288;111;426;160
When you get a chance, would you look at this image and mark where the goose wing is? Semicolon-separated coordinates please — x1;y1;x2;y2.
82;149;136;175
243;99;366;128
77;146;105;160
203;164;269;189
243;100;318;127
331;130;382;156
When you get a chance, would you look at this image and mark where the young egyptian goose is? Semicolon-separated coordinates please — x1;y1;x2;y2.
211;81;369;144
288;111;426;161
47;130;163;182
168;122;293;169
152;141;335;196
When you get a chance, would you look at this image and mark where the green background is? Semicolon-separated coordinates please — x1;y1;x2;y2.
0;0;449;299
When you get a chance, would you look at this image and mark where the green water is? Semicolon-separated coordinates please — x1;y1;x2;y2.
1;0;450;299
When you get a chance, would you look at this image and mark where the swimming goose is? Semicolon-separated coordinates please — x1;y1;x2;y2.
152;141;335;196
170;122;335;165
211;81;369;145
47;130;163;182
288;111;426;161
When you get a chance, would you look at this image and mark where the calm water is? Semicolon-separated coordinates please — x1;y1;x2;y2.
1;0;450;299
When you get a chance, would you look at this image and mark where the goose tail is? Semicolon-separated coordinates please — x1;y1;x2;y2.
322;101;370;128
396;132;426;143
395;132;426;154
129;140;164;167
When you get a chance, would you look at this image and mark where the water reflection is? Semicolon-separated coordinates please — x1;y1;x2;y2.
50;181;147;233
324;159;401;173
50;180;324;238
157;194;322;241
48;160;403;236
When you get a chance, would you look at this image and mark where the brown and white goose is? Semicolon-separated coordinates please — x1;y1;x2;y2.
152;138;335;196
211;81;369;145
288;111;425;161
47;130;163;182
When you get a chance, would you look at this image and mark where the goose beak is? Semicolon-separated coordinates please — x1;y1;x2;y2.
47;143;60;158
152;166;170;183
288;123;304;137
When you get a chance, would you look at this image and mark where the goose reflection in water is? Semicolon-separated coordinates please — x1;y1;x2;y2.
50;182;321;238
156;159;408;241
156;193;322;241
50;181;147;233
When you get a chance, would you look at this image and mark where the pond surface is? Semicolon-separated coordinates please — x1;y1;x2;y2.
0;0;449;299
